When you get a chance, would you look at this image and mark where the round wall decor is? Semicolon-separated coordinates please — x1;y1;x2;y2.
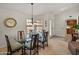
4;18;17;28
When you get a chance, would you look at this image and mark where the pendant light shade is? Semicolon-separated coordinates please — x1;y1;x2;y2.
31;3;34;24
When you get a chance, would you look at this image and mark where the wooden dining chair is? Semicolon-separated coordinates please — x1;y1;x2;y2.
39;30;48;49
5;35;23;55
24;34;39;55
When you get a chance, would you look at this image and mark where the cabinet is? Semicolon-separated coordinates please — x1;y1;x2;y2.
26;19;43;32
66;19;77;34
18;31;24;41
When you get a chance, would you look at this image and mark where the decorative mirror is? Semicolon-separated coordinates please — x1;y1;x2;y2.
4;18;17;28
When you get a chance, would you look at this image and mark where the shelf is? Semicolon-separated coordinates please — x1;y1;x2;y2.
26;19;43;32
26;25;42;27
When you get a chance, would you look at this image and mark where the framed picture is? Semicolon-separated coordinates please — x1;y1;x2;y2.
18;31;24;41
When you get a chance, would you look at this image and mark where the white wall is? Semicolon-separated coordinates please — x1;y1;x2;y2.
0;7;46;48
0;8;28;48
1;5;79;48
54;8;79;37
38;13;55;37
39;7;79;38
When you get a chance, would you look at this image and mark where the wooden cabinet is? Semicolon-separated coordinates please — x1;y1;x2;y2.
67;28;75;34
18;31;24;41
66;19;77;34
26;19;43;32
67;19;77;27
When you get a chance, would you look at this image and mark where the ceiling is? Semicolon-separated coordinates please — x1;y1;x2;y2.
0;3;79;16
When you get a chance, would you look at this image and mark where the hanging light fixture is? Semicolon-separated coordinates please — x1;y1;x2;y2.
31;3;37;33
31;3;34;24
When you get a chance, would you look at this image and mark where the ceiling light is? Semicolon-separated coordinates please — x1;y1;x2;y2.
31;3;34;24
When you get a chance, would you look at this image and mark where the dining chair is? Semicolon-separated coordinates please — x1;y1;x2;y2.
5;35;23;55
39;30;48;49
24;34;39;55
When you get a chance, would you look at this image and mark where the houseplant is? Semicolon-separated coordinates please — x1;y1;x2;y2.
75;24;79;32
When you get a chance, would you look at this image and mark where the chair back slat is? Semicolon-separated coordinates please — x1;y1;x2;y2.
43;30;48;41
31;34;39;49
45;31;48;41
5;35;12;54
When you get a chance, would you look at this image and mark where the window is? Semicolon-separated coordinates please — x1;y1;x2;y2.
26;19;43;32
49;20;51;36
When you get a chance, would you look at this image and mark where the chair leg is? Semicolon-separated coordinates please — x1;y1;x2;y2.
37;49;39;55
47;42;48;46
10;52;12;55
7;52;11;55
42;42;45;49
37;45;39;55
30;50;31;55
24;47;25;54
76;49;78;55
22;48;23;54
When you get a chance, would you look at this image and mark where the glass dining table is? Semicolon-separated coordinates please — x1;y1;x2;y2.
18;32;39;54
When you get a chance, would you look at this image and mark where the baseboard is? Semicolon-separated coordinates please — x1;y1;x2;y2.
52;35;65;38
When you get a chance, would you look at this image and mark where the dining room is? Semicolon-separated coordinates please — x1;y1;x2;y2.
0;3;79;55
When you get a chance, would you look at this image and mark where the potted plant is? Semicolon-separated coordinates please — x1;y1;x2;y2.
75;24;79;32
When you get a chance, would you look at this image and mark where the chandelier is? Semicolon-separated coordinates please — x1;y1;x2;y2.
31;3;34;24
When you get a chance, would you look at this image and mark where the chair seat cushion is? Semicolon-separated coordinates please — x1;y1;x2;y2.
25;38;32;42
25;33;31;39
24;41;33;49
39;32;46;42
39;37;45;42
39;32;43;38
10;41;23;51
25;42;30;48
